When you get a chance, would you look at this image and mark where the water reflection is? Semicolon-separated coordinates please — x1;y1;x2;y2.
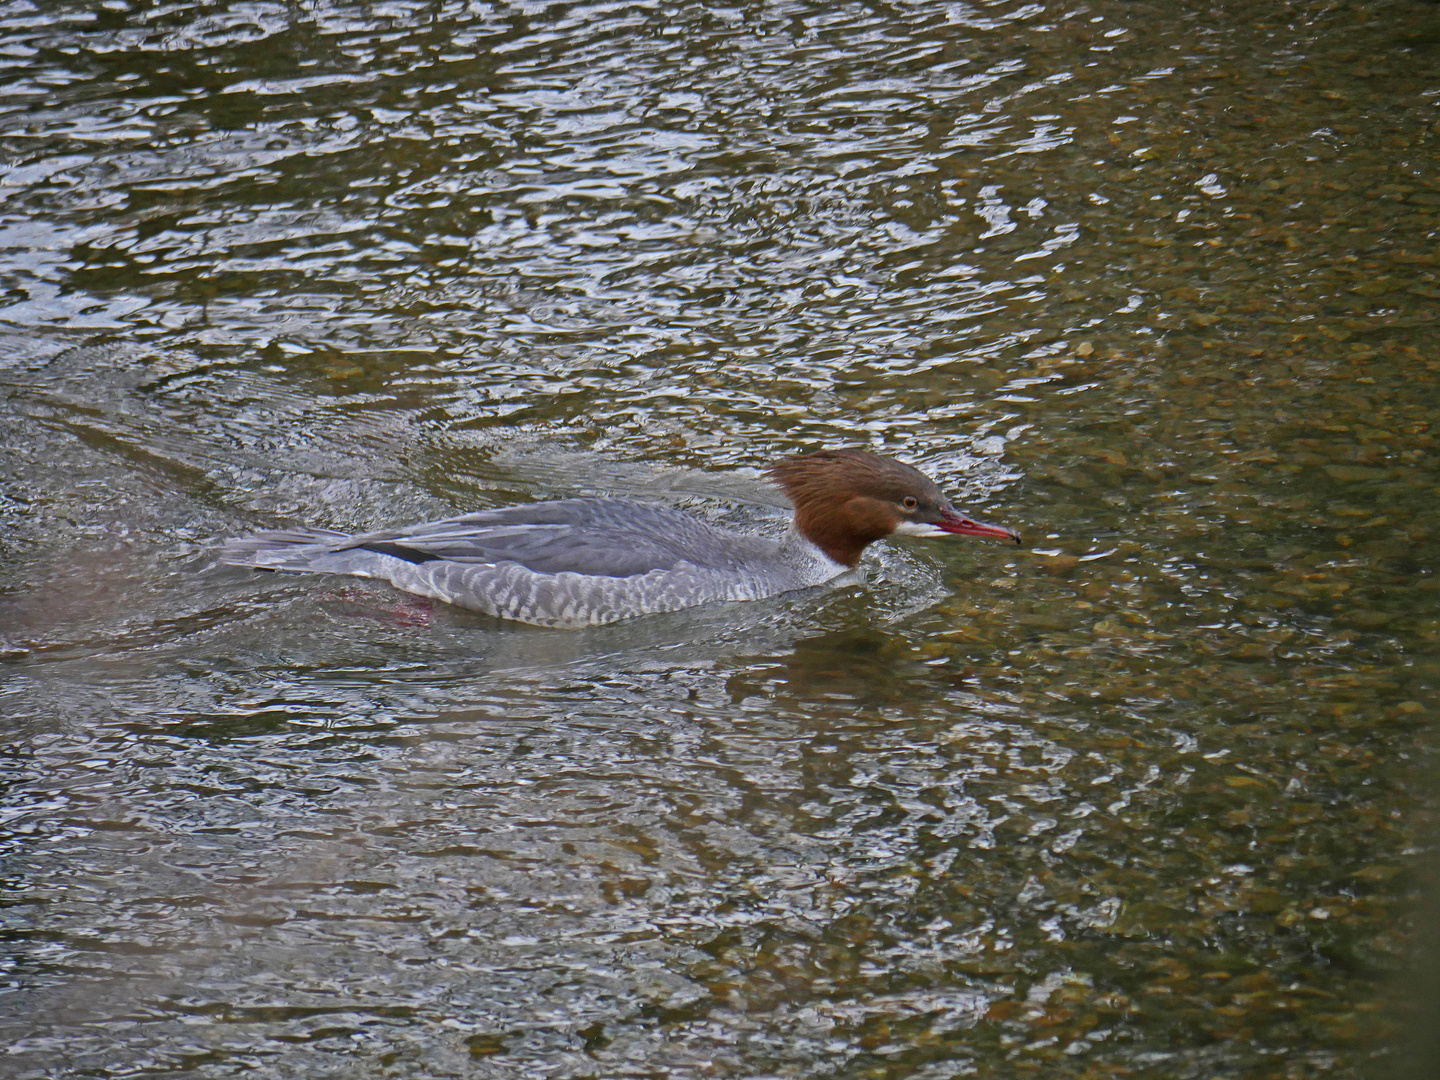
2;0;1437;1077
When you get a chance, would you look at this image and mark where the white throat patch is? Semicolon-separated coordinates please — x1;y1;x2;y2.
891;520;950;538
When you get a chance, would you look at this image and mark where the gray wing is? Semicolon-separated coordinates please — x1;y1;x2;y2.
334;498;775;577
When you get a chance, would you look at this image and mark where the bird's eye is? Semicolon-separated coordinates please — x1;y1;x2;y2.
901;496;919;511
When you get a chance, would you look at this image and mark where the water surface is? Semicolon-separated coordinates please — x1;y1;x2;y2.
2;1;1438;1077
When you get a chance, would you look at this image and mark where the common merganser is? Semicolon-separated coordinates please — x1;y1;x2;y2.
220;449;1021;628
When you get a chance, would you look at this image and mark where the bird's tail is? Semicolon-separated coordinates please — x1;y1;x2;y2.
219;526;381;575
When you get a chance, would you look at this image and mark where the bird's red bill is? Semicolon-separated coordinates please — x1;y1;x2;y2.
938;509;1023;545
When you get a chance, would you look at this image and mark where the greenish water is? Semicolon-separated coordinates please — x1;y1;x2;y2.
1;1;1437;1077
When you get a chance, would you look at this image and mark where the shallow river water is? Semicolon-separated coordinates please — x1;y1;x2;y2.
2;1;1438;1077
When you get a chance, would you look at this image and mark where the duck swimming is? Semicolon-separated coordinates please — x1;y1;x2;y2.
220;449;1021;628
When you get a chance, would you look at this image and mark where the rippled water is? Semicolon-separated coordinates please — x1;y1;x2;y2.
2;1;1438;1076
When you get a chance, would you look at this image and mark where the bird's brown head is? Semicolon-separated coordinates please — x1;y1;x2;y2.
765;448;1022;567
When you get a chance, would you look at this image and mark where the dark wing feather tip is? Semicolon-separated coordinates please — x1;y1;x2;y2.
351;541;445;564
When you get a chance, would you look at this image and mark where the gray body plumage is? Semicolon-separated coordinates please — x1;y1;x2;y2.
220;498;847;628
